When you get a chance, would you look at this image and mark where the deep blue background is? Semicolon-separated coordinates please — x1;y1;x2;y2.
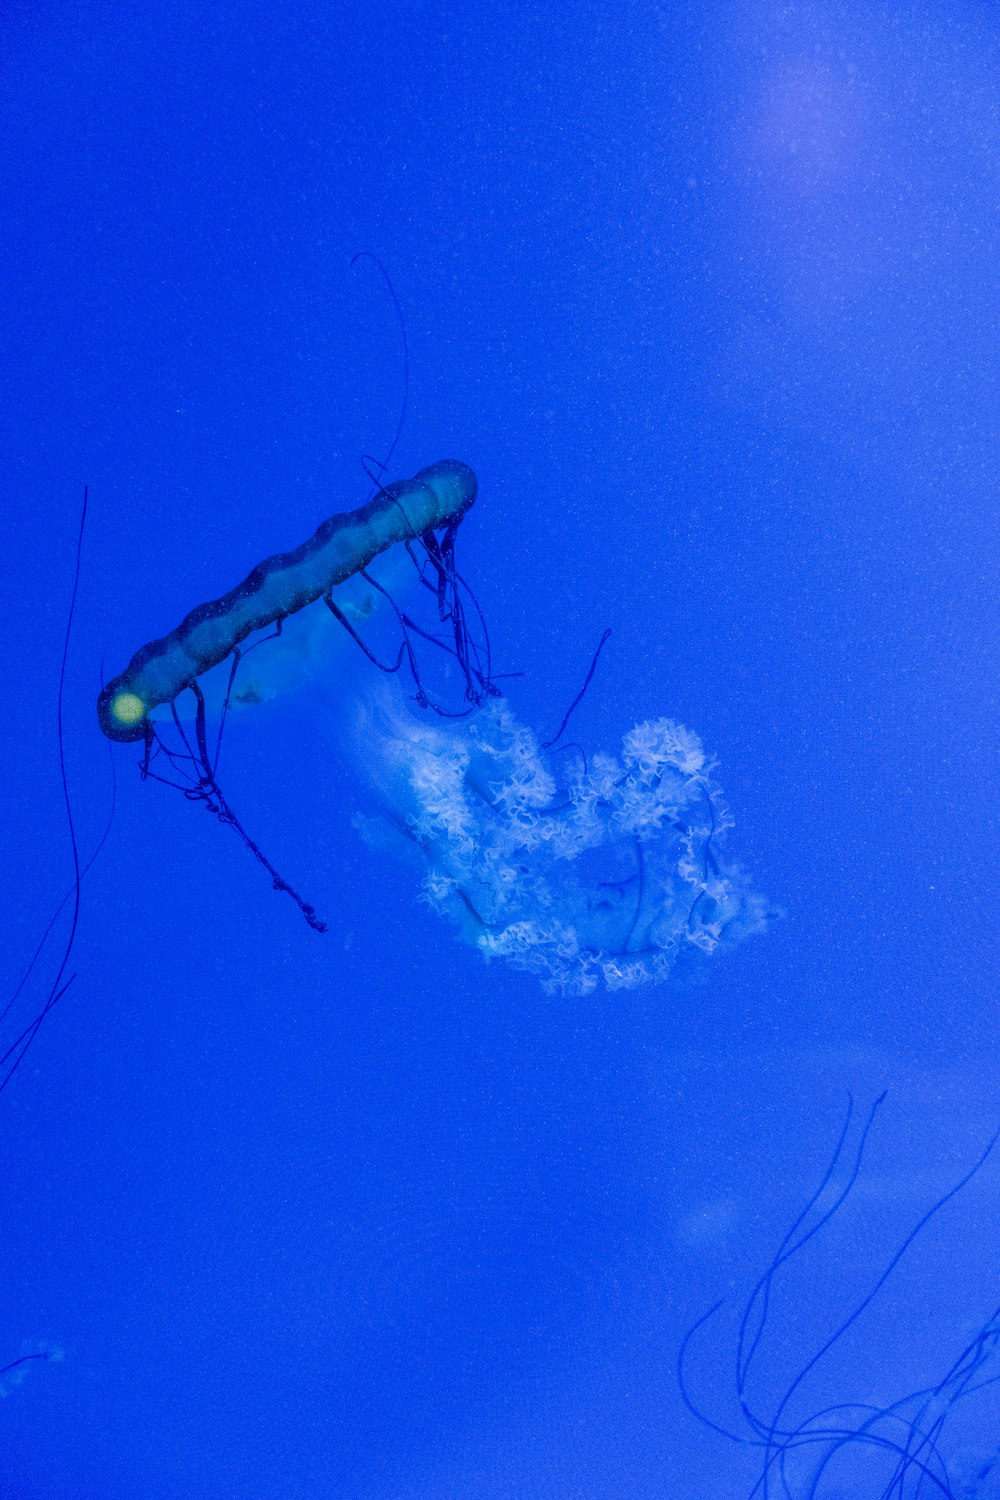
2;1;999;1494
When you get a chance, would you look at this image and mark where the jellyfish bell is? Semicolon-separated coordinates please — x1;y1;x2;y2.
96;461;484;931
97;460;478;746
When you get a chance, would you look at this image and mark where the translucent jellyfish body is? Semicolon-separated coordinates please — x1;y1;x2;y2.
354;688;770;993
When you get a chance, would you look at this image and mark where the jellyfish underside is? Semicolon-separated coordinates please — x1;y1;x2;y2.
353;688;770;993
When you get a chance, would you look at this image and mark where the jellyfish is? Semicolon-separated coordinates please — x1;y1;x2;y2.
0;1345;64;1400
97;459;769;983
679;1096;1000;1498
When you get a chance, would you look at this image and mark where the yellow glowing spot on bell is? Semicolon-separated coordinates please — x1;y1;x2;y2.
112;691;146;726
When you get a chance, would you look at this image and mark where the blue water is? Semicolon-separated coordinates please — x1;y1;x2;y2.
3;2;999;1495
